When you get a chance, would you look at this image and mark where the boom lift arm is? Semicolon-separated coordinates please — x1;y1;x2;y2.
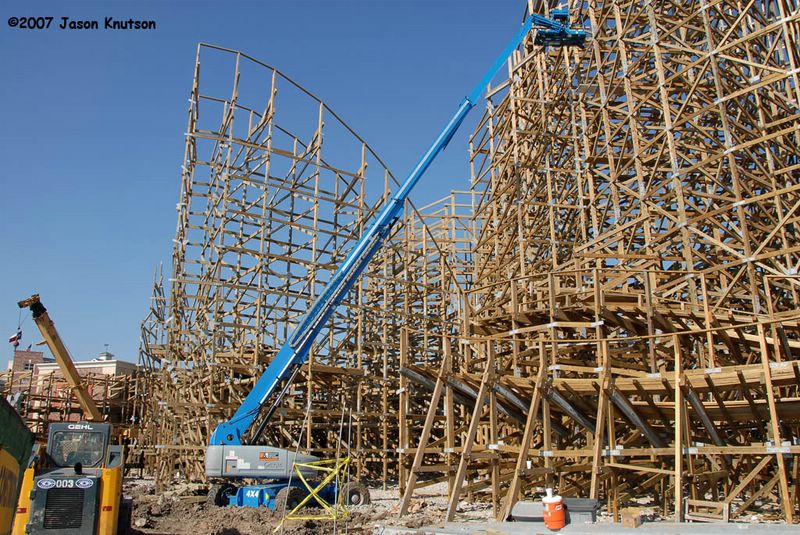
209;11;587;448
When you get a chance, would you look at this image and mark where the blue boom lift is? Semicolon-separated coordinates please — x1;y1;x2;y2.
205;9;587;510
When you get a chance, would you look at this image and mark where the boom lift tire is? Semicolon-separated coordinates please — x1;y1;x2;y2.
274;486;305;513
341;482;370;506
207;483;236;507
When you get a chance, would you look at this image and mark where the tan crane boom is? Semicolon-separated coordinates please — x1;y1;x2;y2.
17;294;104;422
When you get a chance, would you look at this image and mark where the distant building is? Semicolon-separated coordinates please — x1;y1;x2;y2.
30;350;139;424
34;352;138;378
6;349;54;393
8;349;53;373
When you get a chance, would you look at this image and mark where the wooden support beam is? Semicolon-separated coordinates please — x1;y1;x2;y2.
446;346;495;521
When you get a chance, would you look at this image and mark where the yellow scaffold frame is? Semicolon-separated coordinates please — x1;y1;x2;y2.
273;456;351;532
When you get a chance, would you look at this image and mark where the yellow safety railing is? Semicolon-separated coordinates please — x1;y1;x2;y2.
273;457;351;533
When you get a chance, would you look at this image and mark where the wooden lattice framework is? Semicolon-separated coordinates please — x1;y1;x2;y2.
401;0;800;523
0;369;141;438
136;44;458;486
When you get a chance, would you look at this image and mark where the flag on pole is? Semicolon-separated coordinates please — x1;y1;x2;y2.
8;329;22;347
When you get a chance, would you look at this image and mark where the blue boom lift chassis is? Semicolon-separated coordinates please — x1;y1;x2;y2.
205;10;587;510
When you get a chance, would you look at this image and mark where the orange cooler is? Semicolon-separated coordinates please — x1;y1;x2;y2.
542;488;565;530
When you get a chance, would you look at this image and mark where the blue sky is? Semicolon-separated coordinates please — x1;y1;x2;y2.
1;0;523;367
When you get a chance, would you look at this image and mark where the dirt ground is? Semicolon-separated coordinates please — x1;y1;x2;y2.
124;478;449;535
122;477;785;534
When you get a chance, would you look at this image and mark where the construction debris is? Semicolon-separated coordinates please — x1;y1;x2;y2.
125;479;425;534
621;508;643;529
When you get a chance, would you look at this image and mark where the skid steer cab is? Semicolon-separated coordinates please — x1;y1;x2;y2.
13;422;131;535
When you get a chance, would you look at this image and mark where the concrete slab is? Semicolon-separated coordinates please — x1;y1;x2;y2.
379;520;800;535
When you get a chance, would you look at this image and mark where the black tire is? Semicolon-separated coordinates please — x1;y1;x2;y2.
341;482;370;506
273;486;305;514
207;483;236;507
117;498;132;535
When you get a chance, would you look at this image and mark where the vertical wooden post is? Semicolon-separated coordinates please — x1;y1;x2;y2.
757;319;794;522
446;345;495;521
501;340;546;520
399;350;450;516
398;327;409;496
673;334;684;522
